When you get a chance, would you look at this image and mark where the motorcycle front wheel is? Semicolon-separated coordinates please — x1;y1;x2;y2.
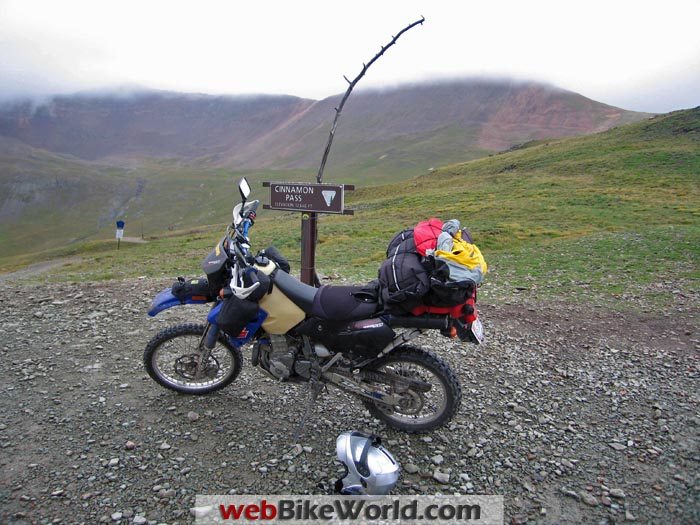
361;345;462;433
144;323;243;394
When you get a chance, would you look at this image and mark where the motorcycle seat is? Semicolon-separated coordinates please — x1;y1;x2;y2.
271;269;317;314
312;285;380;322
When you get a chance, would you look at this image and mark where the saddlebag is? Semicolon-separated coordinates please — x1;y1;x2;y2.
201;237;229;295
216;296;259;338
411;291;477;323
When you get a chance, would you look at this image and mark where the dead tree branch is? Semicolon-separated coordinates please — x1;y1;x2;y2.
316;16;425;184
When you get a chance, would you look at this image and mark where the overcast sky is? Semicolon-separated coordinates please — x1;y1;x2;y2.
1;0;699;113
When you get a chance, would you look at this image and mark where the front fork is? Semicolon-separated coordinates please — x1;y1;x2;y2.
194;322;219;378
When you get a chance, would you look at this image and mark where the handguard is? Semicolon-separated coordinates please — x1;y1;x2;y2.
230;281;260;300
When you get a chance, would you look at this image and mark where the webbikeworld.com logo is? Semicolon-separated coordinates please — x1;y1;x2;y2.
193;495;504;524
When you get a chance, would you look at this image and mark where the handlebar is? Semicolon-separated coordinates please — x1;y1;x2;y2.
242;218;252;238
224;194;263;293
228;201;259;267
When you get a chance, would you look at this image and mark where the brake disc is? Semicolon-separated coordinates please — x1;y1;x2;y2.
174;354;220;380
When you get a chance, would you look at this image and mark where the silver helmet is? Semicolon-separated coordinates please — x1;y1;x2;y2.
334;431;400;495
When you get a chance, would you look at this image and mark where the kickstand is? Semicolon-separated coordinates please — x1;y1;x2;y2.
293;379;323;443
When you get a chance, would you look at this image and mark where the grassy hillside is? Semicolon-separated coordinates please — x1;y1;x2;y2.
3;108;698;309
0;140;309;256
0;80;651;257
0;137;144;254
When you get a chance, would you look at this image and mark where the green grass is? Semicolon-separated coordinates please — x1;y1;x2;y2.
483;225;699;309
2;108;699;311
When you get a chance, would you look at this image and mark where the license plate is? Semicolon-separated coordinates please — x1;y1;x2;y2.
470;318;484;344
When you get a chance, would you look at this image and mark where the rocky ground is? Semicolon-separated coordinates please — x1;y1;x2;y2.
0;277;698;524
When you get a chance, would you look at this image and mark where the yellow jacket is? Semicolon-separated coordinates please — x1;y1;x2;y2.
434;230;488;283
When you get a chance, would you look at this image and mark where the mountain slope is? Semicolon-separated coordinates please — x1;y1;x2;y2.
0;136;145;254
0;79;656;258
229;80;647;175
0;92;313;161
1;107;696;275
0;80;648;181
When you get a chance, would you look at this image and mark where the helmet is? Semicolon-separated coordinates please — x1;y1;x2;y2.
334;431;400;495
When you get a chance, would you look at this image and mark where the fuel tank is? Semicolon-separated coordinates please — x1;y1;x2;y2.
255;260;306;334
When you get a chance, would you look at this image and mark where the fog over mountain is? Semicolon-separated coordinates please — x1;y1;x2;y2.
0;78;649;176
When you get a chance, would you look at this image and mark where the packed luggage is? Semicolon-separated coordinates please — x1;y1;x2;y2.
377;217;487;341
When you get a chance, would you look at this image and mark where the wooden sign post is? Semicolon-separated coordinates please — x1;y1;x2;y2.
261;18;422;286
262;182;354;285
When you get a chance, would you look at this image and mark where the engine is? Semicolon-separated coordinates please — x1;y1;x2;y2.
255;334;311;380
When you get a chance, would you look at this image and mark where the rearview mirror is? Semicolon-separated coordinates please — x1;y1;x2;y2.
239;178;251;200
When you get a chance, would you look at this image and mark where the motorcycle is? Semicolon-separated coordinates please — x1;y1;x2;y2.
144;178;483;433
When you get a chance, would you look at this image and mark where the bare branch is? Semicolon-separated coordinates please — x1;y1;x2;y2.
316;16;425;184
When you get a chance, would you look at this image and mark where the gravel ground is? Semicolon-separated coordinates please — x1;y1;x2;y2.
0;278;698;524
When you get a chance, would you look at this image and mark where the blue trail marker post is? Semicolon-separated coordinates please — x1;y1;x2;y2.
116;220;125;250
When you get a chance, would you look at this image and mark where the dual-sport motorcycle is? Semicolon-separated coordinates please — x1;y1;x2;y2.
144;178;483;433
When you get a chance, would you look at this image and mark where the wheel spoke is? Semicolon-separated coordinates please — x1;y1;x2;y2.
144;324;241;394
372;360;448;425
154;335;232;388
360;346;461;432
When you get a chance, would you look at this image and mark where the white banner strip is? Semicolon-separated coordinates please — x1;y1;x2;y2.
193;495;504;525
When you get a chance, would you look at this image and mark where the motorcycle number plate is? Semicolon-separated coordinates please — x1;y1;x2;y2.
471;318;484;344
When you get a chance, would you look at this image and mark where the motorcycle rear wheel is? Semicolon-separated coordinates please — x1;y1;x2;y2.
361;346;461;433
144;323;243;394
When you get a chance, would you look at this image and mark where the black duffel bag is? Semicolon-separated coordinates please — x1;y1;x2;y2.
423;277;475;307
378;251;430;313
171;277;216;303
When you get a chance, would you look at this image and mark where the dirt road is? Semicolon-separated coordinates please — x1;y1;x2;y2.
0;278;697;524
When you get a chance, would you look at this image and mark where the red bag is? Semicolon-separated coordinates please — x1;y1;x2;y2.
410;293;476;322
413;218;443;256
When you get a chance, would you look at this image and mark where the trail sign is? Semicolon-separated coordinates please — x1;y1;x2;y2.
262;182;354;285
116;220;125;249
263;182;353;215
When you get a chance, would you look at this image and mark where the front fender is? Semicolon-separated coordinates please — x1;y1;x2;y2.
149;280;217;316
148;288;182;316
